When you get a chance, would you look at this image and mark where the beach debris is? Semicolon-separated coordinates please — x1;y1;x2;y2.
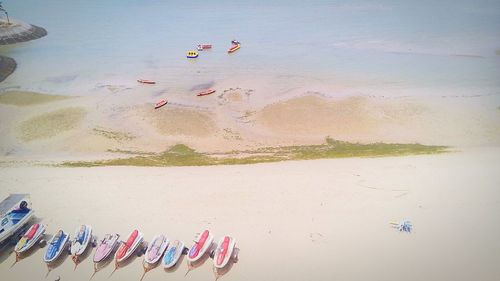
390;220;413;233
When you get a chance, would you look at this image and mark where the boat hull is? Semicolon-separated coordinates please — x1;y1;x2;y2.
115;230;143;263
213;236;236;268
144;234;169;265
70;225;92;256
228;44;241;53
187;230;214;262
162;240;184;268
44;230;69;263
93;233;120;263
15;223;46;254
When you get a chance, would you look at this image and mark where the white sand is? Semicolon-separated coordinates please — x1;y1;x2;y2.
1;147;499;281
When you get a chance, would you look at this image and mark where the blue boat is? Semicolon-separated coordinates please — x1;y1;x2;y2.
44;230;69;263
0;194;34;245
162;240;184;268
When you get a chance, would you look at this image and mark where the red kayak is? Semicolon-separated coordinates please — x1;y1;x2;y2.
197;89;216;96
155;99;168;109
137;79;156;84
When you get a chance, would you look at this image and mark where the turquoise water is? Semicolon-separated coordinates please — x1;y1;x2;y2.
2;0;500;96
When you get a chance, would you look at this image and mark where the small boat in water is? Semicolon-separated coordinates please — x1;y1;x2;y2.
137;79;156;84
93;233;120;263
187;51;199;58
144;234;169;265
197;89;216;96
155;99;168;109
70;225;92;265
115;229;143;263
187;230;213;262
162;240;184;268
14;223;46;255
213;236;236;269
0;194;35;245
44;230;69;263
228;44;240;53
197;44;212;51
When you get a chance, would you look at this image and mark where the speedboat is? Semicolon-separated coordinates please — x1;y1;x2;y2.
144;234;169;265
213;236;236;268
14;223;46;254
0;194;35;245
162;240;184;268
44;229;69;263
187;230;213;262
70;225;92;263
115;229;143;263
93;233;120;264
197;44;212;51
228;44;240;53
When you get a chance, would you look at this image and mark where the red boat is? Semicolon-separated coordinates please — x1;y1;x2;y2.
155;99;168;109
197;44;212;51
228;44;240;53
197;89;216;96
187;230;213;262
137;79;156;84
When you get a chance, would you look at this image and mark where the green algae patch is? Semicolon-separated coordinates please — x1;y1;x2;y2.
18;107;86;141
62;139;448;167
0;91;71;106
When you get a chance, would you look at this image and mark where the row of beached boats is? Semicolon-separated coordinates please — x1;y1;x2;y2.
13;223;238;275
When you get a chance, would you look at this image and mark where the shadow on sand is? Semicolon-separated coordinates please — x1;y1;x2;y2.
46;242;71;278
213;248;240;281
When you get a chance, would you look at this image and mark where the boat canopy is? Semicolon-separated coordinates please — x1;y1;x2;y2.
0;194;31;216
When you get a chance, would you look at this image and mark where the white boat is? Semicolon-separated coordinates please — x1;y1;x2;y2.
44;230;70;263
213;236;236;268
187;230;214;263
162;240;185;268
14;223;46;254
144;234;169;265
114;229;144;263
70;225;92;259
0;194;35;245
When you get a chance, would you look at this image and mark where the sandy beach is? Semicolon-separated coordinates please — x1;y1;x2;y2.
0;147;499;281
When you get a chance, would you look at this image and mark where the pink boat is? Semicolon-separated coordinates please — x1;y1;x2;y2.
93;234;120;263
144;234;169;265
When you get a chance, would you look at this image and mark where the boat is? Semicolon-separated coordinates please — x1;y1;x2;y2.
197;89;216;96
0;194;35;245
144;234;169;265
44;230;70;263
137;79;156;84
14;223;46;255
197;44;212;51
187;51;199;58
114;229;143;263
70;225;92;262
213;236;236;269
228;44;240;53
154;99;168;109
187;230;214;262
93;233;120;263
162;240;185;268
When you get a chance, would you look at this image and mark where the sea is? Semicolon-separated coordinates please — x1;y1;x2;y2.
1;0;500;98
